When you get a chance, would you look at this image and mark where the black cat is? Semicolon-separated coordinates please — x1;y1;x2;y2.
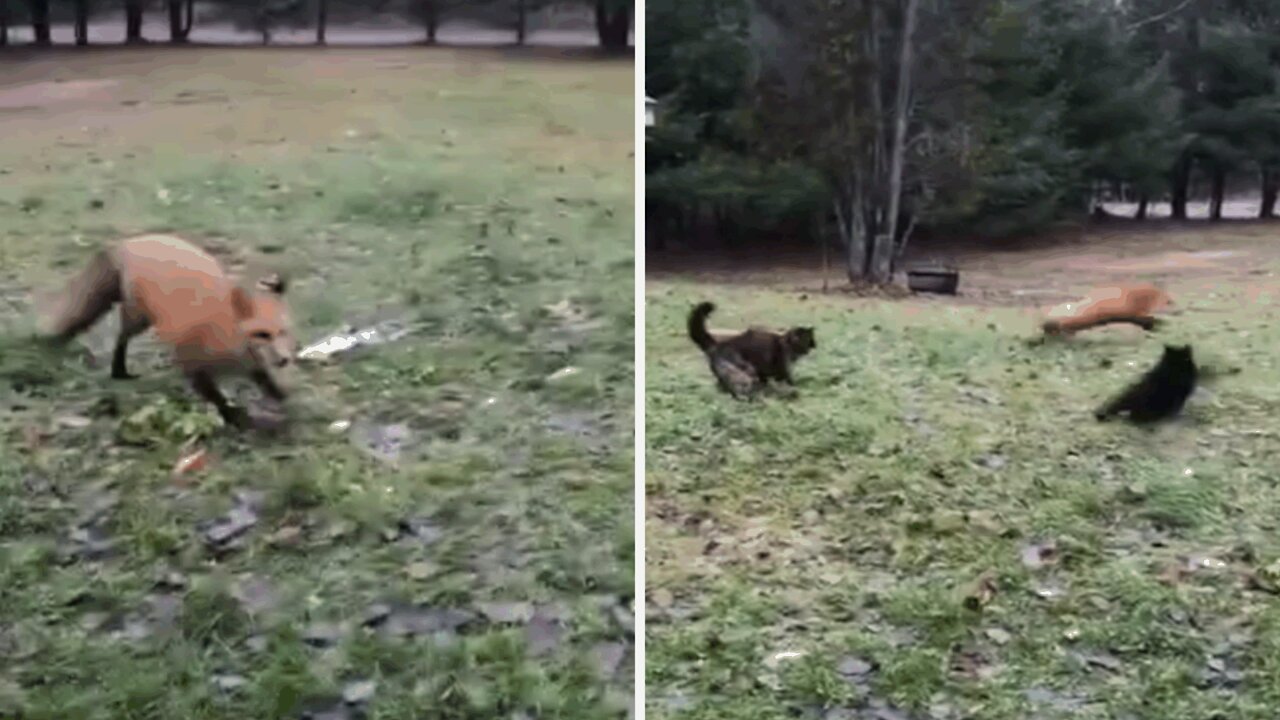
1095;344;1198;423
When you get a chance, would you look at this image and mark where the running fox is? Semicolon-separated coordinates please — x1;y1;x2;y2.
1042;283;1172;336
38;234;297;429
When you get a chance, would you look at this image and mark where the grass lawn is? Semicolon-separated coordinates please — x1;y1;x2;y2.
0;47;633;719
645;238;1280;719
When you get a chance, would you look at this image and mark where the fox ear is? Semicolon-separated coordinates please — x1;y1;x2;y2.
231;286;255;320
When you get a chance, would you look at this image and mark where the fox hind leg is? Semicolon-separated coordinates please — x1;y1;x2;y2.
111;303;150;380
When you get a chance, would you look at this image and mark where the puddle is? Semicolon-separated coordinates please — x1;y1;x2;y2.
298;319;412;362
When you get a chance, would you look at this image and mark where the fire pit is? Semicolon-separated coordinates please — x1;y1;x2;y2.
906;266;960;295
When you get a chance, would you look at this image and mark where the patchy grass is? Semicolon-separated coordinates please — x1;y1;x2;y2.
645;260;1280;719
0;48;633;719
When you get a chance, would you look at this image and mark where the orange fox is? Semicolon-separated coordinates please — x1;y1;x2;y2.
38;234;297;429
1041;283;1172;336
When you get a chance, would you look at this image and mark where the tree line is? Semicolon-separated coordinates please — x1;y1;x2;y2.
647;0;1280;282
0;0;632;50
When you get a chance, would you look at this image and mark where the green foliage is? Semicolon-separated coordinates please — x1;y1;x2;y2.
648;0;1280;248
648;155;827;231
1185;24;1280;167
949;0;1182;235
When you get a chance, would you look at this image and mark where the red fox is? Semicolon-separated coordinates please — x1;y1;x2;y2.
1041;283;1172;336
38;234;297;430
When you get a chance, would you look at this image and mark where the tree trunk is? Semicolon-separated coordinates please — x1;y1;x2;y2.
74;0;89;45
168;0;187;41
125;0;144;43
1261;168;1277;218
595;0;629;51
315;0;327;44
423;0;438;43
878;0;918;284
29;0;50;45
835;192;870;283
891;212;916;274
821;214;830;292
1170;153;1191;220
1209;165;1225;221
183;0;193;35
515;0;526;45
1136;193;1149;220
0;0;7;46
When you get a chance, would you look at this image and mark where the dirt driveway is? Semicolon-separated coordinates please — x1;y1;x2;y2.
648;220;1280;310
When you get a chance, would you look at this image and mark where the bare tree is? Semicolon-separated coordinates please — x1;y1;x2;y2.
1262;167;1278;217
74;0;89;45
595;0;631;51
28;0;51;45
168;0;193;42
878;0;918;280
124;0;145;43
423;0;439;43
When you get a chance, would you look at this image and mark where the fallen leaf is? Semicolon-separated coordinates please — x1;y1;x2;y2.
302;622;344;648
350;421;413;465
230;575;278;617
380;606;475;638
949;646;996;680
1020;541;1058;570
985;627;1013;645
153;571;189;591
1071;650;1123;673
1247;560;1280;594
546;366;580;383
360;603;392;627
835;656;875;678
171;448;210;483
212;674;248;693
967;510;1004;535
477;601;533;624
526;610;564;657
342;679;376;704
931;510;966;534
199;493;262;550
405;561;432;580
964;571;998;611
612;603;634;634
1023;686;1088;712
267;525;303;548
1033;584;1066;601
976;453;1006;470
592;642;627;680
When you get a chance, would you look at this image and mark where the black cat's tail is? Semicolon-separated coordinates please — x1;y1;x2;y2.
688;302;717;353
